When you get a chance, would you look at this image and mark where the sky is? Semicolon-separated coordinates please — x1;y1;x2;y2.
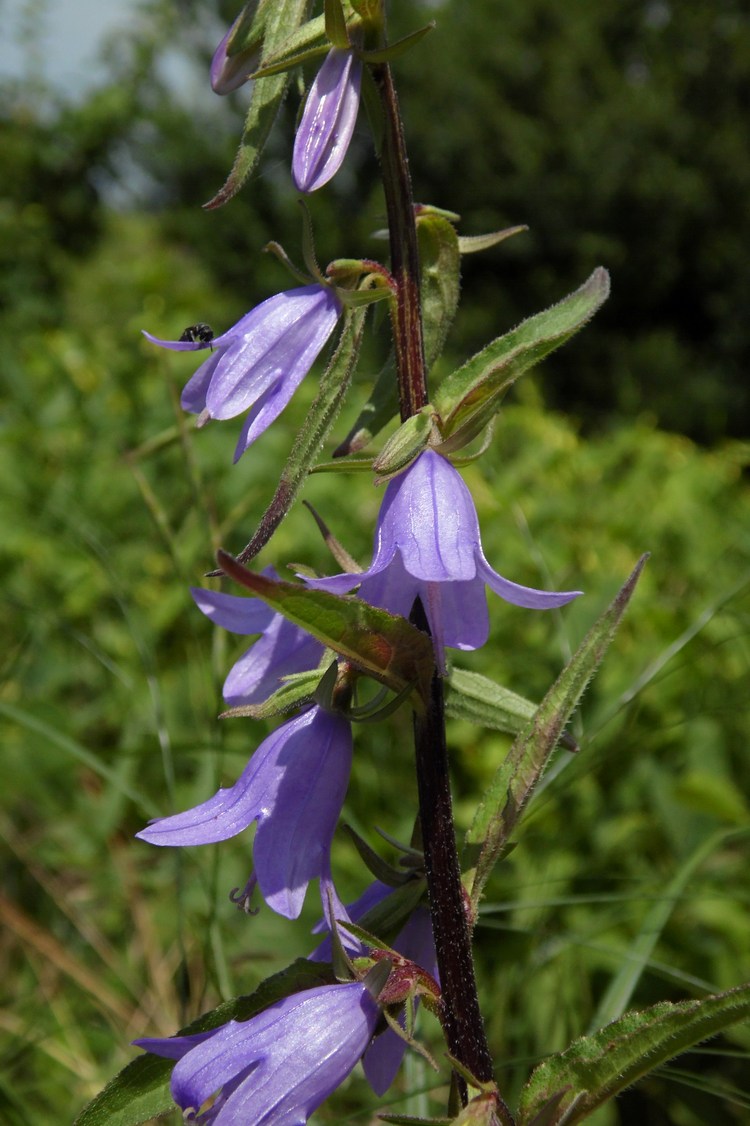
5;0;150;93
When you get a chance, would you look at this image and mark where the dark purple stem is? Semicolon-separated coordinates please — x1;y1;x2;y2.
371;62;428;419
372;55;515;1123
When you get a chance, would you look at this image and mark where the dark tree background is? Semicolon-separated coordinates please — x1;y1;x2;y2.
4;0;747;442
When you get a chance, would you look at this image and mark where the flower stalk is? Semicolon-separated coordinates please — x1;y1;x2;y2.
371;60;428;419
372;51;511;1115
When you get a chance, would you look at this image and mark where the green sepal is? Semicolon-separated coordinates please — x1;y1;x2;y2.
457;225;528;254
227;306;367;567
226;0;271;59
359;21;435;64
73;959;337;1126
417;209;461;373
215;555;435;710
205;0;309;207
249;14;328;79
517;982;750;1126
380;1116;451;1126
341;823;417;887
220;668;325;720
433;267;610;451
464;555;648;909
324;0;351;48
332;205;462;457
372;405;440;482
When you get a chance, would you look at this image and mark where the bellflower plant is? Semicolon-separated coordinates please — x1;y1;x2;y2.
81;4;722;1125
307;448;582;669
136;706;352;919
144;284;342;461
191;579;324;707
135;982;381;1126
292;47;363;193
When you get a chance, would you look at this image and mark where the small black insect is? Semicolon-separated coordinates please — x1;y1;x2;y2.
179;322;215;348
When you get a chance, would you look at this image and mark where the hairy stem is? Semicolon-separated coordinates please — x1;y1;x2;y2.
372;49;514;1124
411;604;515;1125
371;61;428;418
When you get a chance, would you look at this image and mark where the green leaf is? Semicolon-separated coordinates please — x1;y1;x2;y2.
587;827;750;1033
434;268;610;451
214;557;435;708
74;959;336;1125
324;0;350;49
359;21;436;64
333;353;398;455
229;306;367;565
226;0;271;58
464;555;648;909
417;209;461;373
249;13;329;77
445;668;539;737
204;0;309;208
517;982;750;1125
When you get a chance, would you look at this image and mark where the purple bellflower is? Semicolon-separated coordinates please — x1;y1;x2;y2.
307;449;582;670
293;48;362;193
143;285;342;461
310;880;438;1096
136;706;352;919
135;981;380;1126
191;578;324;707
210;16;261;94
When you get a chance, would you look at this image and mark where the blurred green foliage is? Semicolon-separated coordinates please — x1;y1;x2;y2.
2;1;749;1124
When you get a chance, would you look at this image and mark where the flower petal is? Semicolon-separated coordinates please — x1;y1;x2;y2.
477;556;583;609
136;708;351;919
293;49;362;193
168;984;379;1125
222;620;323;707
375;450;479;582
191;587;275;636
253;710;352;918
205;287;341;421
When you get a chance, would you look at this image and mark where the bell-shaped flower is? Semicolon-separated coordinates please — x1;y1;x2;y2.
134;981;380;1126
191;579;324;707
136;706;352;919
210;16;261;94
307;449;582;670
143;284;342;461
293;48;362;193
310;880;438;1096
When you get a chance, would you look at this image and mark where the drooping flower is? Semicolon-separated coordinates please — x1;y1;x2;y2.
191;580;324;707
136;706;352;919
310;880;438;1096
293;48;362;193
210;14;262;94
306;449;582;670
143;285;342;461
134;981;381;1126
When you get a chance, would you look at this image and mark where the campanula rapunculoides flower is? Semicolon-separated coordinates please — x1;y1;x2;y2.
135;981;380;1126
210;14;261;94
311;881;438;1096
293;48;362;193
143;285;342;461
192;578;324;707
136;706;352;919
307;449;582;670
